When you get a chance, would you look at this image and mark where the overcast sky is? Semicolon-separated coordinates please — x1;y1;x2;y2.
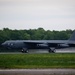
0;0;75;30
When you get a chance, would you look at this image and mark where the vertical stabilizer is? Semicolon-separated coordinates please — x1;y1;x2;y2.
69;31;75;41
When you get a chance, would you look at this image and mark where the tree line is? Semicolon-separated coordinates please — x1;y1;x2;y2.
0;28;74;44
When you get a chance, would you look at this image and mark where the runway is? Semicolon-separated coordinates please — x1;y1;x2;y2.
0;47;75;54
0;69;75;75
29;47;75;53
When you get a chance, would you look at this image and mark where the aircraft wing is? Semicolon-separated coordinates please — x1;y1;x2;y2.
23;40;68;44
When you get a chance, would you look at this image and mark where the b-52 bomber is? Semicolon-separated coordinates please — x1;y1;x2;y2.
2;31;75;53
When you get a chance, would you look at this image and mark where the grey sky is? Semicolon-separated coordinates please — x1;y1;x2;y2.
0;0;75;30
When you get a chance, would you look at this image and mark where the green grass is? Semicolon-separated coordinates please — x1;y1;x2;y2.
0;53;75;69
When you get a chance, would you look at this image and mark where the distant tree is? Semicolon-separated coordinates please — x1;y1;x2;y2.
0;28;74;42
32;28;45;40
44;30;54;40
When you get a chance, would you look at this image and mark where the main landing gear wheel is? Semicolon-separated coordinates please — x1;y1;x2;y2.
21;48;28;53
48;47;56;53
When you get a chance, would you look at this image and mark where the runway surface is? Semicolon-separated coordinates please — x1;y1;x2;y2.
0;47;75;54
0;69;75;75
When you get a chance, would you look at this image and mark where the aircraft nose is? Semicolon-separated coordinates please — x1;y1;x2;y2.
1;43;5;46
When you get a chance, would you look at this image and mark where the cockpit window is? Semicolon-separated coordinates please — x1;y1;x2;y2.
7;43;14;46
7;43;10;45
10;43;14;46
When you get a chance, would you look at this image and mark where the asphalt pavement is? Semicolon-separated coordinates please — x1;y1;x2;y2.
0;47;75;54
0;69;75;75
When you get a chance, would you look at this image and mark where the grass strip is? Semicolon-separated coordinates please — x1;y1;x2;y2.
0;53;75;69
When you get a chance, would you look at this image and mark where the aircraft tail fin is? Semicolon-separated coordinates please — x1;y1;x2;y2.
69;31;75;41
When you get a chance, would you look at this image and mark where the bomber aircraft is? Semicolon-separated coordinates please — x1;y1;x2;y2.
2;31;75;53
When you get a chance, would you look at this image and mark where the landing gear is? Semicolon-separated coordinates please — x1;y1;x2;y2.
21;48;28;53
48;47;56;53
